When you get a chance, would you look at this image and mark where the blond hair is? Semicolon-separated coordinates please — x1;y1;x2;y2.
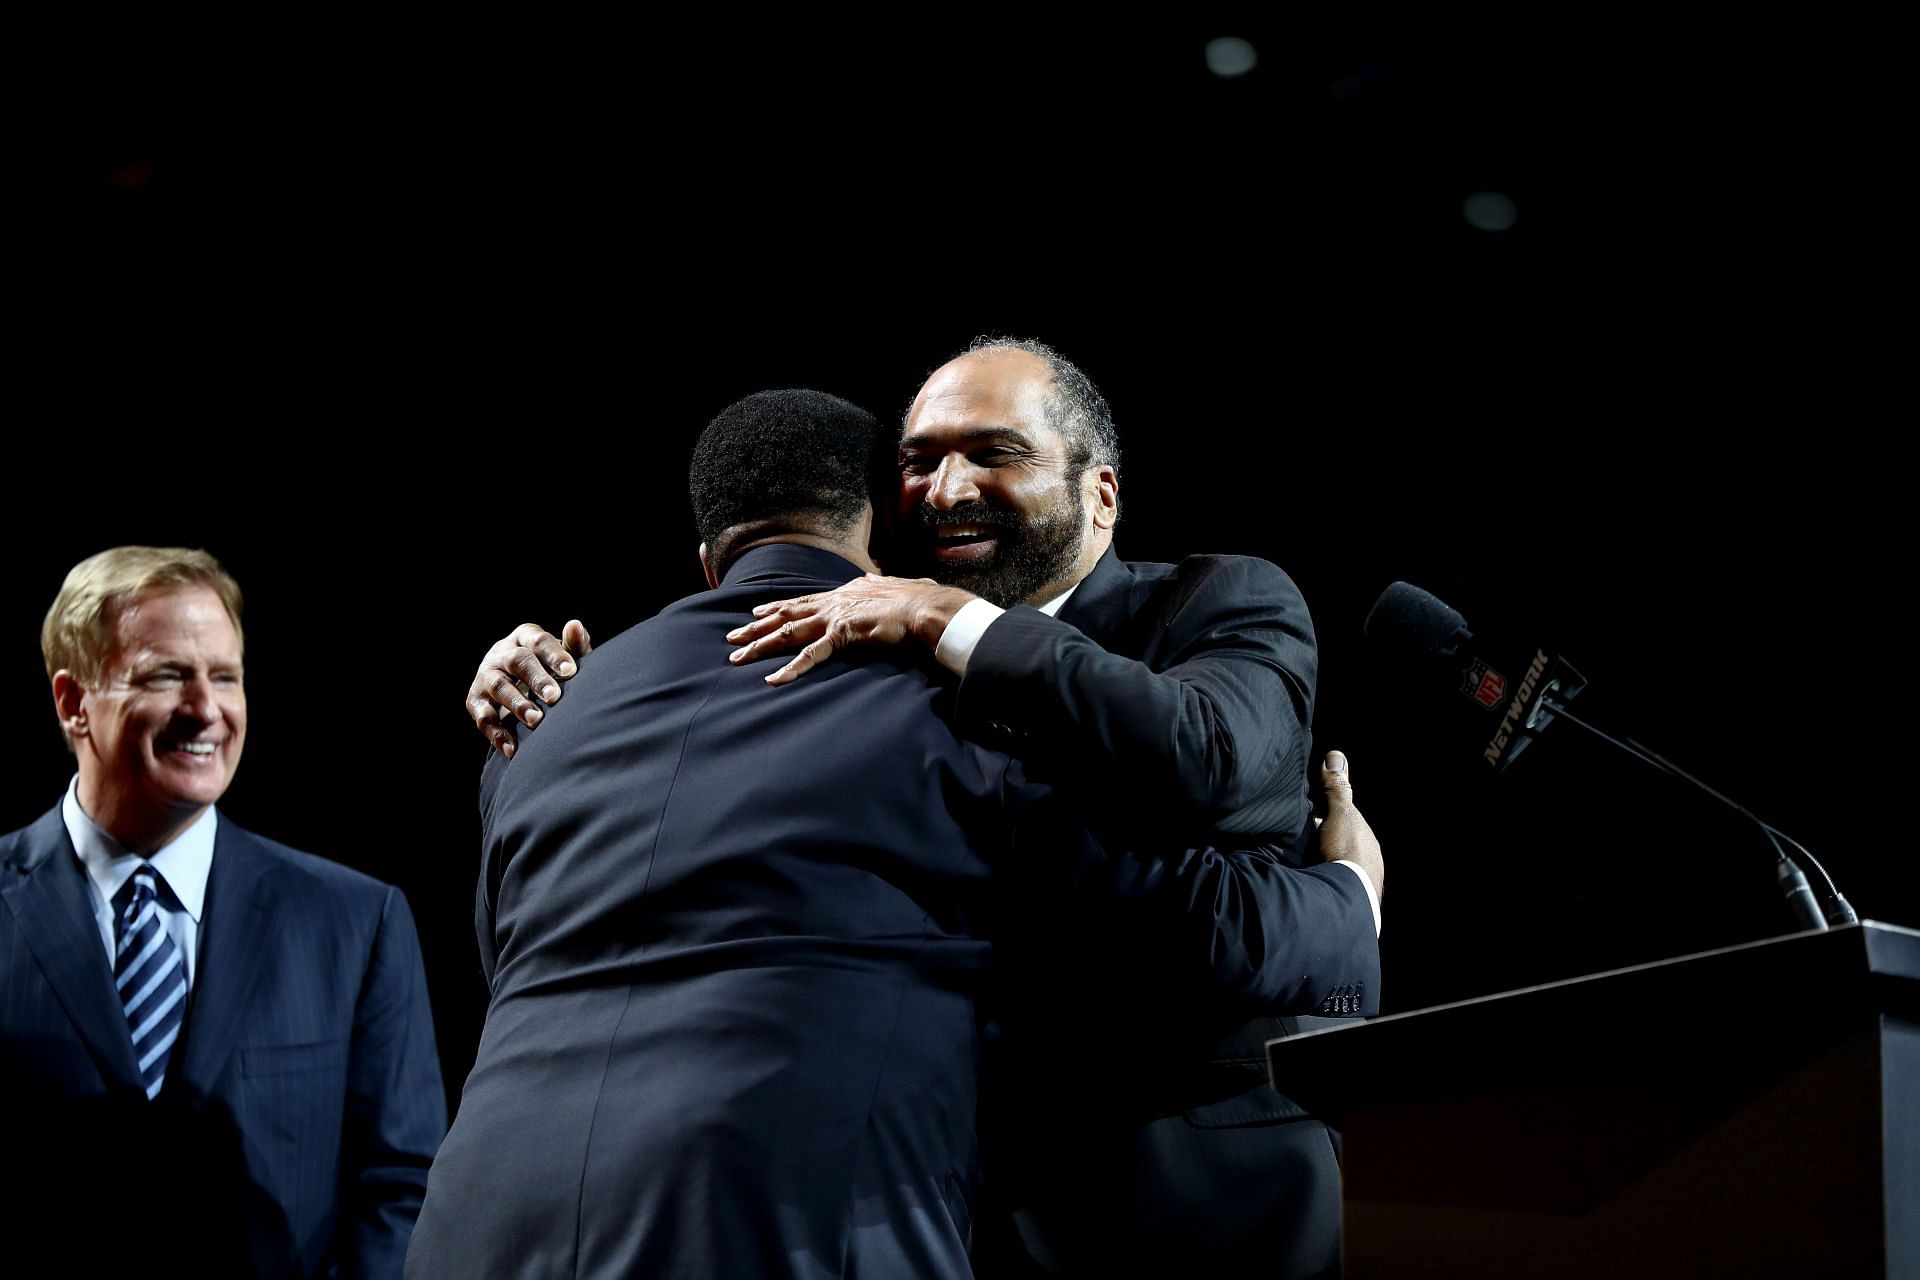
42;546;245;684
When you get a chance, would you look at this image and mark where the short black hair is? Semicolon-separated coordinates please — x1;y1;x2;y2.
964;335;1120;477
689;388;891;574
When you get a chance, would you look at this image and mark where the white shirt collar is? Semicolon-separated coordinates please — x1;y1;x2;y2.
1035;582;1078;617
62;775;215;921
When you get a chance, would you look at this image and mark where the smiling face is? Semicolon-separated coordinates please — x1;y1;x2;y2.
892;348;1117;607
58;585;247;852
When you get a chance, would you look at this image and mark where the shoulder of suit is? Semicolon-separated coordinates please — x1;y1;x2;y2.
219;821;401;905
0;807;71;876
1167;551;1295;578
0;824;29;873
1128;553;1305;601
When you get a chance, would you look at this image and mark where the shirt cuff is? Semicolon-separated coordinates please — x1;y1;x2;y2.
934;597;1006;677
1332;859;1383;937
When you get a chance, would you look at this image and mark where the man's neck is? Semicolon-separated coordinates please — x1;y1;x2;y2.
726;532;880;577
75;776;207;856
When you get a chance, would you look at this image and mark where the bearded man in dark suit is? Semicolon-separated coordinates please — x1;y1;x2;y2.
467;339;1383;1278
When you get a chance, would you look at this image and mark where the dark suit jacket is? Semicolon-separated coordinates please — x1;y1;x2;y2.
1;806;446;1279
956;548;1319;845
958;547;1375;1278
409;545;1026;1280
412;544;1375;1279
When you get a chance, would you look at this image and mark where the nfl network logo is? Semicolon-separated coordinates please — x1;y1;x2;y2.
1461;659;1506;708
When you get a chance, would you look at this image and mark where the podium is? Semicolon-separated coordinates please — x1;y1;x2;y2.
1266;920;1919;1278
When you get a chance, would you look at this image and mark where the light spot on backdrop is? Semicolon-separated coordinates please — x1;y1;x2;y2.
1205;37;1259;80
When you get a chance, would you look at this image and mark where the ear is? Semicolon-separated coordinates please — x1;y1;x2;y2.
1087;464;1119;531
52;671;89;738
698;543;720;591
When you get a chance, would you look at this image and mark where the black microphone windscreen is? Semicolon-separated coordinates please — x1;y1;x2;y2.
1364;582;1472;661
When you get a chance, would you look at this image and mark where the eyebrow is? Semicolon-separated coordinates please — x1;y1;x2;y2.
898;426;1036;455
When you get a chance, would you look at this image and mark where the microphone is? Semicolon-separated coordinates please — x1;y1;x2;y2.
1362;581;1587;774
1363;581;1856;932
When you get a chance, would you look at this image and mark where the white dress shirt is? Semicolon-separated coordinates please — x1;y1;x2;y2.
62;775;213;987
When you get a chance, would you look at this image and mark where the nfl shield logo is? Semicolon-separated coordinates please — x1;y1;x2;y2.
1462;660;1506;708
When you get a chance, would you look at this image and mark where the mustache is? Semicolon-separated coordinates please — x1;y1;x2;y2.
915;502;1021;533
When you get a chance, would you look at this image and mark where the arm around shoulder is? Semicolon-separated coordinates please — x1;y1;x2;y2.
1102;842;1381;1018
958;554;1317;825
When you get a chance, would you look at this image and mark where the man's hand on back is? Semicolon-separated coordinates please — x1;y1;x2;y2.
466;620;592;757
725;576;976;686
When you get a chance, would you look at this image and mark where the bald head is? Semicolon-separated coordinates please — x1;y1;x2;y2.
911;338;1120;479
908;347;1056;453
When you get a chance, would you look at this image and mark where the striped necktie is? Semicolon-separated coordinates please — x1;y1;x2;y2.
114;864;188;1100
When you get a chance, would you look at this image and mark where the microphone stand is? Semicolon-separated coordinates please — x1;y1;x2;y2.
1534;689;1857;932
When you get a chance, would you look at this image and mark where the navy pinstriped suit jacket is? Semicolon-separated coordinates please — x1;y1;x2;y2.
1;806;446;1278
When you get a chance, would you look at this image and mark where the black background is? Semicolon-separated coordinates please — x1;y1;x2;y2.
18;19;1908;1111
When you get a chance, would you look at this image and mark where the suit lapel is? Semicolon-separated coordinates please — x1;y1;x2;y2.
0;807;145;1090
175;818;282;1099
1054;545;1138;649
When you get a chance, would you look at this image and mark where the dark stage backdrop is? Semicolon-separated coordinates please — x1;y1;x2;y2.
19;22;1907;1113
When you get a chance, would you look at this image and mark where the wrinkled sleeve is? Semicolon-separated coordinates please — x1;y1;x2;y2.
957;556;1315;834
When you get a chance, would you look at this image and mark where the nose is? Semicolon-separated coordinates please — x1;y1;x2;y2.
928;455;982;510
176;674;224;726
